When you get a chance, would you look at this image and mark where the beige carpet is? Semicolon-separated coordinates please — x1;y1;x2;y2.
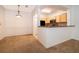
0;35;79;53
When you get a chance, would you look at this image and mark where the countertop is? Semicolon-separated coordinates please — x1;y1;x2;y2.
38;25;75;28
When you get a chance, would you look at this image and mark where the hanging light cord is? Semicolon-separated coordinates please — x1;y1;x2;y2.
17;5;20;15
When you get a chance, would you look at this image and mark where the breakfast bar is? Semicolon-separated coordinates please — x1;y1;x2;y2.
37;26;74;48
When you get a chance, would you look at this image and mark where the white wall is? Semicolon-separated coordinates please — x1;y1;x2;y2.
5;10;33;36
70;6;79;39
64;6;79;40
33;15;38;38
0;6;5;40
33;7;41;38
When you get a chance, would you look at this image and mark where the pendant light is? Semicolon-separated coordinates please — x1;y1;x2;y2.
16;5;22;18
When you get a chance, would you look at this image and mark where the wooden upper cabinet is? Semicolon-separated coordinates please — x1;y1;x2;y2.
56;15;61;22
60;13;67;22
56;13;67;23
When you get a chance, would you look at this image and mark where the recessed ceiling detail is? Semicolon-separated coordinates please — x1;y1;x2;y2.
39;5;68;14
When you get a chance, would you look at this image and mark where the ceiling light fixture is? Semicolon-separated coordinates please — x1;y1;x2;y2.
41;8;52;13
16;5;22;18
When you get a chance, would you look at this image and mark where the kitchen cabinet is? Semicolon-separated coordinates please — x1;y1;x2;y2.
56;13;67;23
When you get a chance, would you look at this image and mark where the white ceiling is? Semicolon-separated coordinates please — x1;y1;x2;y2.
3;5;36;12
40;5;68;10
2;5;68;13
39;5;68;14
